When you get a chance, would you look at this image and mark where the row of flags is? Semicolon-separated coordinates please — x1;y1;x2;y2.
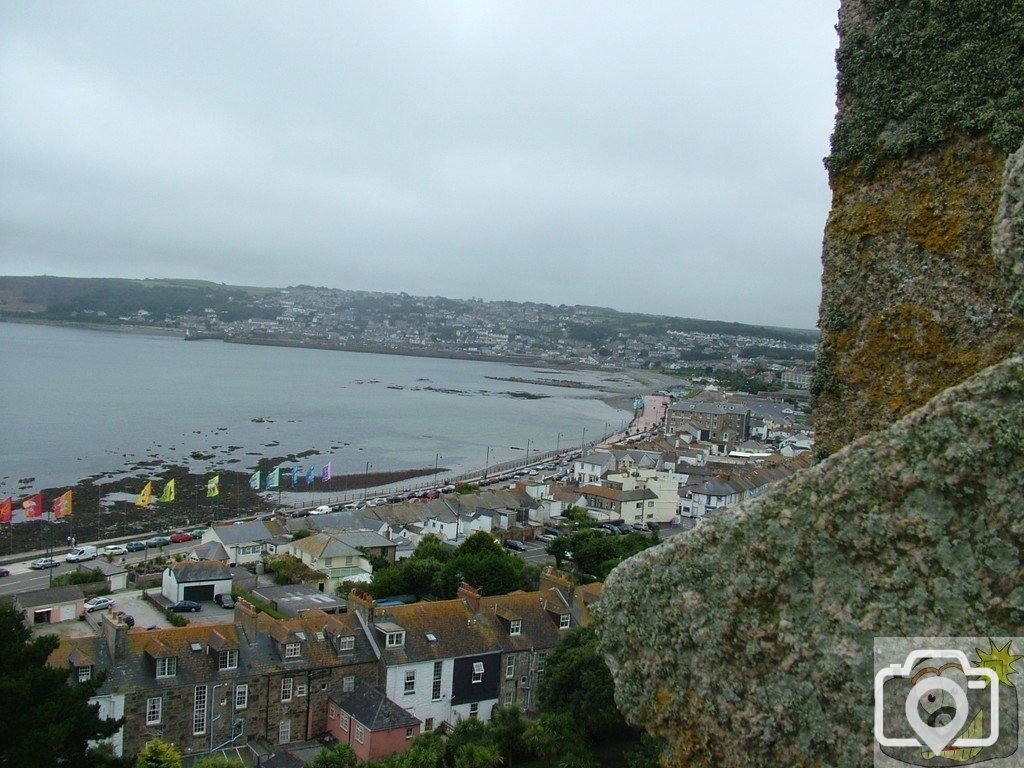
250;462;332;491
0;491;73;524
4;462;334;523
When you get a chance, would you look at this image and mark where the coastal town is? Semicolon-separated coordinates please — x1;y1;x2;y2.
1;382;814;766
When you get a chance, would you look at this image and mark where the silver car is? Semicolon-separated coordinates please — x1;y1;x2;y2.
84;596;115;613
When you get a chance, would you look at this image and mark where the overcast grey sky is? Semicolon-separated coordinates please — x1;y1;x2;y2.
1;2;839;329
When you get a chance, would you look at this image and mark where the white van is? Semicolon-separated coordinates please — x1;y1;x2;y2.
66;545;98;562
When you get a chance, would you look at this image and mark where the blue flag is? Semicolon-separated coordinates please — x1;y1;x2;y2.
306;465;316;484
266;468;280;490
248;470;261;491
290;467;301;487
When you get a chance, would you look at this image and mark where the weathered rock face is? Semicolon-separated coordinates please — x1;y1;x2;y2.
812;0;1024;456
595;357;1024;767
597;2;1024;766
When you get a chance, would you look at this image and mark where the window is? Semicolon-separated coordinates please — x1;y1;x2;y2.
559;614;571;630
193;686;207;736
340;714;350;731
279;719;291;744
509;619;522;636
218;649;238;671
355;724;365;744
338;635;355;651
425;718;435;732
295;683;308;698
504;689;514;705
77;665;92;683
281;677;293;702
146;697;162;725
472;661;484;684
285;642;301;659
406;726;416;740
386;631;406;648
404;670;416;695
156;657;177;678
234;684;248;710
432;661;442;701
505;655;516;679
343;675;355;693
537;652;547;679
320;682;329;692
469;702;479;719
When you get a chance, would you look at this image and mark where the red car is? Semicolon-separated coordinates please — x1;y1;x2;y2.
169;531;193;543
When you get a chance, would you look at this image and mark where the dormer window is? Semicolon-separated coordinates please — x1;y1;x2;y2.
337;635;355;651
285;642;301;659
218;649;239;671
77;665;93;683
509;619;522;636
472;661;484;684
386;631;406;648
559;614;571;630
156;657;178;678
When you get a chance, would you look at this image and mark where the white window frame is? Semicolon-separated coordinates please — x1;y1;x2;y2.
472;661;484;684
343;675;355;693
406;726;415;740
386;631;405;648
234;684;248;710
279;719;291;744
505;655;515;679
509;619;522;636
338;635;355;651
340;713;350;731
504;689;514;704
424;718;434;732
156;657;177;678
559;613;571;630
146;696;162;725
193;685;207;736
355;723;365;744
218;649;238;671
469;702;479;719
295;682;308;698
431;661;443;701
404;670;416;695
281;677;293;702
284;642;301;659
77;665;92;683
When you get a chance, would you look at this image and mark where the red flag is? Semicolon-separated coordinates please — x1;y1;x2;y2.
53;491;73;518
0;498;11;524
22;494;44;519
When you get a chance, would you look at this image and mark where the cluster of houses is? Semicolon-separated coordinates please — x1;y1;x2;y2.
49;569;598;765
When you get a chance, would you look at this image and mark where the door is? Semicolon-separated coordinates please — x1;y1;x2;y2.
59;604;77;622
183;584;215;602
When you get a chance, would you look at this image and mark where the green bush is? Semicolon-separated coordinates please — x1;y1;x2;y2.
164;611;189;627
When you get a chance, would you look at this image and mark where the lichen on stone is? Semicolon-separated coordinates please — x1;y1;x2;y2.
596;357;1024;768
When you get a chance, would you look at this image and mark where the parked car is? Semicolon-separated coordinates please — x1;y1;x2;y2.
146;536;172;548
310;505;332;515
536;533;558;543
103;544;128;556
214;593;235;609
30;557;60;569
189;529;206;538
631;522;650;532
503;539;527;552
66;545;98;562
600;524;621;536
169;531;193;543
167;600;201;613
116;611;135;627
290;509;310;518
84;596;115;613
0;568;9;577
126;541;147;552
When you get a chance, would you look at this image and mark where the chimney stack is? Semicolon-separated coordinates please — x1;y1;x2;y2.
101;612;129;665
457;582;481;612
234;598;260;643
347;588;375;623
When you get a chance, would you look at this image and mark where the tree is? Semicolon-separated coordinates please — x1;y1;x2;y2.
0;605;122;768
308;743;358;768
134;738;183;768
413;534;452;562
538;626;623;735
523;712;594;764
489;705;527;766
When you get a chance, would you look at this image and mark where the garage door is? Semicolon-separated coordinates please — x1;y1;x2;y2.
183;584;215;602
59;604;77;622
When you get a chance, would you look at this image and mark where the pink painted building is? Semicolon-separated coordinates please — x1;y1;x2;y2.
326;682;421;762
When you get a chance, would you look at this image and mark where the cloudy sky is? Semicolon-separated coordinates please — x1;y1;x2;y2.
1;2;839;329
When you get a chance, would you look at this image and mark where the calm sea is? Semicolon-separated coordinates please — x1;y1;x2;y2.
0;322;631;497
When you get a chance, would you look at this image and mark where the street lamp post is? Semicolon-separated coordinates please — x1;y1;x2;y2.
525;439;531;467
363;462;372;501
484;446;491;481
434;453;442;488
581;426;587;455
556;432;563;456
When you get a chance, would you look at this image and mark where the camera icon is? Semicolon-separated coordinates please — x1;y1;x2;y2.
875;649;1000;756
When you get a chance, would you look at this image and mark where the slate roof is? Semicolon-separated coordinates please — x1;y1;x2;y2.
332;531;395;550
169;559;231;583
16;585;84;609
330;681;420;731
211;521;281;546
190;541;230;562
289;533;362;560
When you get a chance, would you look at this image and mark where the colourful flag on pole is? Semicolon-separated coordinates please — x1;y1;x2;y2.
322;462;332;483
290;467;301;487
249;470;261;491
207;475;220;498
306;466;316;484
0;498;12;524
136;482;153;507
159;479;176;503
53;491;73;518
22;493;44;518
266;468;280;490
